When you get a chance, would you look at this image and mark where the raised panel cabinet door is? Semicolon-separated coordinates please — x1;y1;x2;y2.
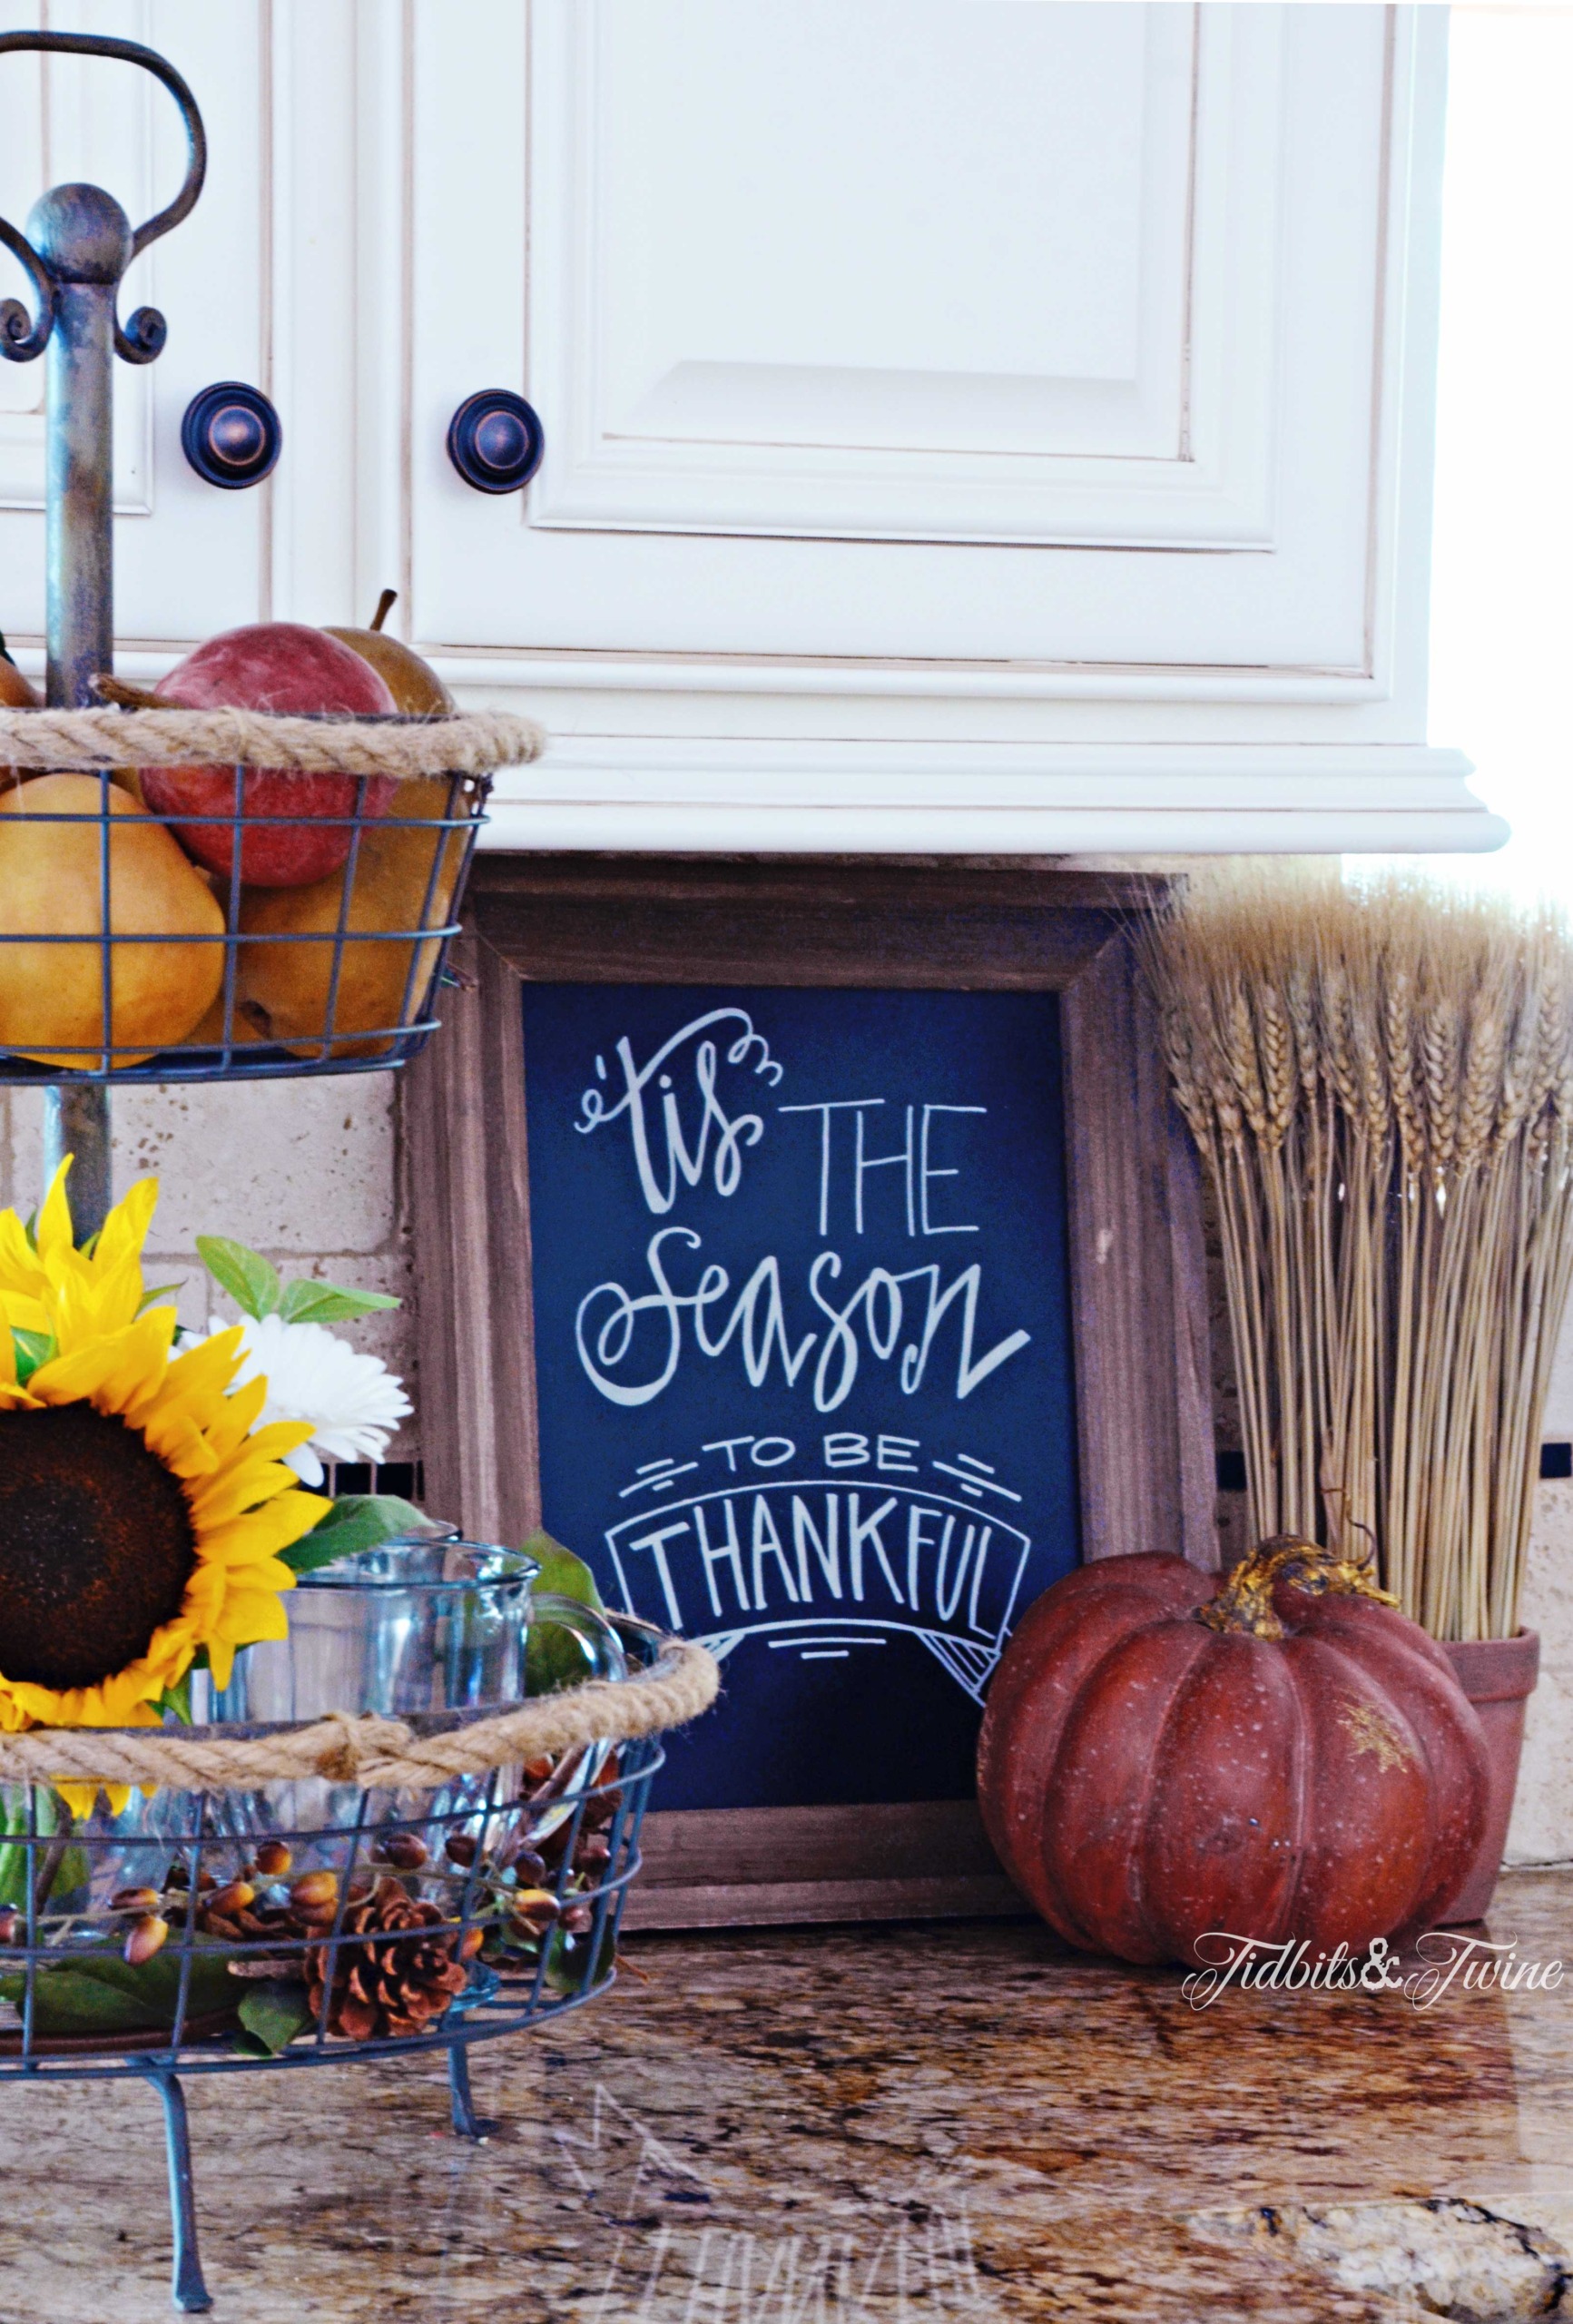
0;0;270;655
408;1;1418;677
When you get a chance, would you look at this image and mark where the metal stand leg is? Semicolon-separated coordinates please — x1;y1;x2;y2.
142;2070;212;2313
447;2041;496;2141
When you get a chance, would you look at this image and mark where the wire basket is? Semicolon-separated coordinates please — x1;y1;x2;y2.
0;1621;715;2310
0;703;542;1085
0;1725;661;2079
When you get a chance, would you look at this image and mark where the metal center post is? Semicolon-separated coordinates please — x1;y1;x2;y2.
0;30;206;1239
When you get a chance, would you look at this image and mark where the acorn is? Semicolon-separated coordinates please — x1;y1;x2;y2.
163;1864;218;1893
509;1888;561;1936
254;1840;293;1877
376;1832;429;1872
110;1886;163;1914
125;1915;170;1966
289;1870;340;1919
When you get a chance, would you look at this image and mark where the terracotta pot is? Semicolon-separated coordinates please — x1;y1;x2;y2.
1436;1630;1540;1925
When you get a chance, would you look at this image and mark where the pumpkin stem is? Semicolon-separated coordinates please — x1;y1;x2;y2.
1196;1534;1400;1640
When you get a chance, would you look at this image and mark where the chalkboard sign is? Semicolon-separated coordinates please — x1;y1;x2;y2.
520;981;1078;1811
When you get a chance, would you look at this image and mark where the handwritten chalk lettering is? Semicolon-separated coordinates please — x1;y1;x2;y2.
576;1230;1030;1411
700;1435;799;1472
823;1433;870;1468
605;1482;1031;1658
702;1434;756;1472
778;1099;986;1240
575;1230;815;1410
809;1253;1031;1410
878;1434;920;1472
575;1009;782;1216
919;1106;984;1236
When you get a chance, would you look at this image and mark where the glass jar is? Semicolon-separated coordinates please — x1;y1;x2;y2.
198;1531;626;1724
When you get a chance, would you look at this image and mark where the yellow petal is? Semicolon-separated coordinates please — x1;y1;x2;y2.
138;1408;221;1478
196;1492;329;1563
184;1453;318;1528
32;1315;170;1413
94;1176;159;1275
214;1588;292;1647
34;1158;76;1267
157;1327;249;1408
0;1210;44;1302
245;1416;320;1463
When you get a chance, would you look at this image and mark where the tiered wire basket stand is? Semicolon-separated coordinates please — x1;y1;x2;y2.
0;30;703;2311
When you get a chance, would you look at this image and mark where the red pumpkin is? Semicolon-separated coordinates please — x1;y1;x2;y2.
977;1541;1489;1966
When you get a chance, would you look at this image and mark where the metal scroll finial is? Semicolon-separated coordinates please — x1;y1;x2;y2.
0;30;206;372
0;31;207;1241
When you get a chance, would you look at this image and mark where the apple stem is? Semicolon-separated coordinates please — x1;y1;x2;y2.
370;588;398;634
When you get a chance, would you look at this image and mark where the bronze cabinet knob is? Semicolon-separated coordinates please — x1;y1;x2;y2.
182;381;281;488
447;390;544;494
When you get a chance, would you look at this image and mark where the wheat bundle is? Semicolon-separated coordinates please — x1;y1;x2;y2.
1144;866;1573;1642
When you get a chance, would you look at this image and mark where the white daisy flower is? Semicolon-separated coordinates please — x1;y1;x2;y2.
188;1311;413;1487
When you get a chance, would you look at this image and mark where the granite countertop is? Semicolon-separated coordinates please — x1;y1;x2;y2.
2;1869;1570;2320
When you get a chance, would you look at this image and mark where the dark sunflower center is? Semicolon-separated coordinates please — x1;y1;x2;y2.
0;1404;196;1690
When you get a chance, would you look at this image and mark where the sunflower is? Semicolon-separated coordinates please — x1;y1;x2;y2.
0;1163;329;1804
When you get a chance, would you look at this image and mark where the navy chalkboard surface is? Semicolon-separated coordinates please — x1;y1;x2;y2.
521;982;1078;1811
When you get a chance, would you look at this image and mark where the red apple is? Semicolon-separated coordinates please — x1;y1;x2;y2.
145;623;398;888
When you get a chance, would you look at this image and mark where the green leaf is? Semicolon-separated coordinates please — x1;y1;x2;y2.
49;1846;92;1913
542;1918;616;1998
196;1235;281;1320
11;1329;54;1386
156;1672;193;1726
278;1278;400;1324
0;1965;154;2036
237;1981;314;2056
138;1281;183;1315
0;1949;236;2036
0;1788;31;1910
280;1493;428;1575
521;1530;606;1612
522;1531;610;1696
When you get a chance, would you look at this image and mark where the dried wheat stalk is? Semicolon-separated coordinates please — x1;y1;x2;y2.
1144;866;1573;1641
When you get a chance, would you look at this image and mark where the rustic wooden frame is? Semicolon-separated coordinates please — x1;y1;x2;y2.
405;856;1214;1926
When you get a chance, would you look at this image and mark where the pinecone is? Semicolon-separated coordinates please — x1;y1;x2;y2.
305;1876;472;2040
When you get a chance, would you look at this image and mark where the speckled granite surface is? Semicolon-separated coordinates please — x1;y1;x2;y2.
2;1869;1570;2319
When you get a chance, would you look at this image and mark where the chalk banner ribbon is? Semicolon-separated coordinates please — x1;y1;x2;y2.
605;1477;1031;1702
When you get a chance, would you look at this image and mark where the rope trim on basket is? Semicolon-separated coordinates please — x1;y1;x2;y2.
0;1637;719;1796
0;703;544;777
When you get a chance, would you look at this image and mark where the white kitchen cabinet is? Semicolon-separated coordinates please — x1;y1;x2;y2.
404;0;1493;853
0;4;1498;855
